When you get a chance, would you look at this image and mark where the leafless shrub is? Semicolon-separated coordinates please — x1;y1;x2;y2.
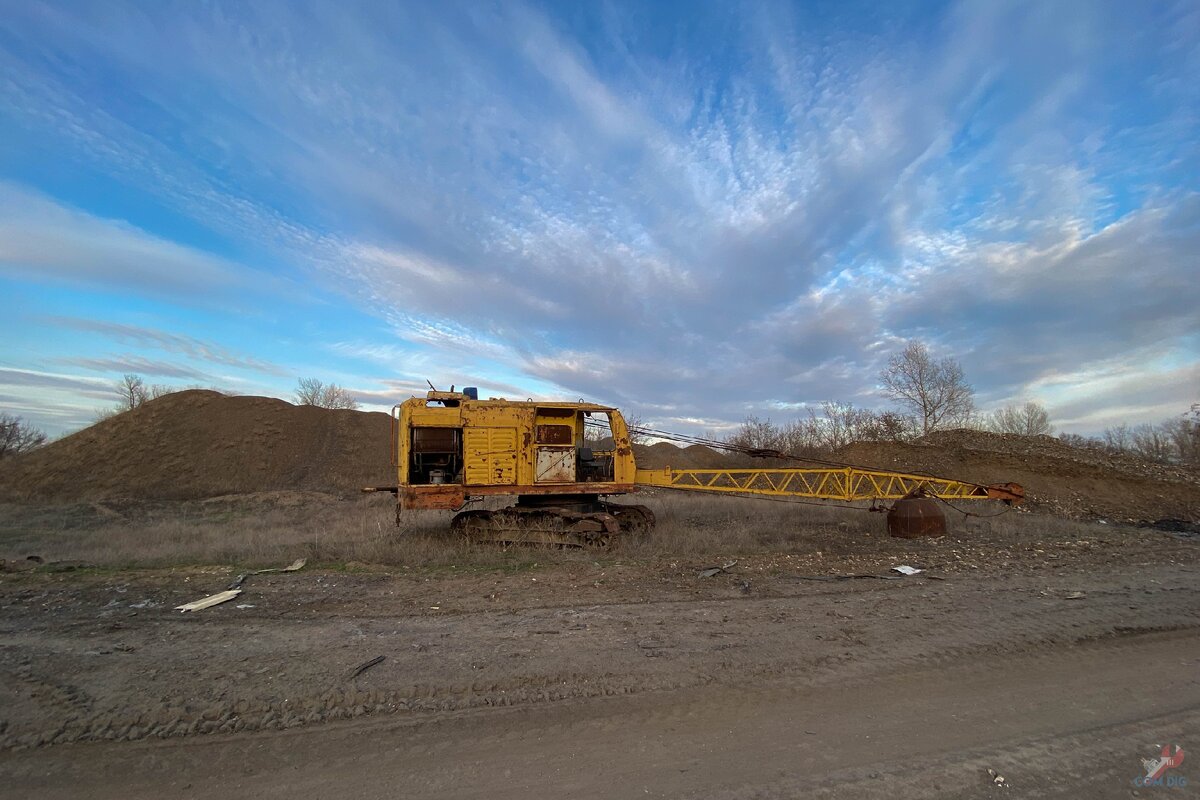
988;401;1052;436
92;375;190;421
1130;422;1173;463
584;411;648;447
0;413;47;458
623;413;649;445
725;403;917;456
295;378;359;410
1103;423;1132;452
726;416;783;450
811;401;918;448
1088;404;1200;465
1163;406;1199;465
1058;432;1104;451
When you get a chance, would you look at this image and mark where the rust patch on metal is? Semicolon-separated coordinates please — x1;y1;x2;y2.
487;483;635;497
401;485;466;510
887;492;947;538
535;447;575;482
985;482;1024;505
536;424;573;445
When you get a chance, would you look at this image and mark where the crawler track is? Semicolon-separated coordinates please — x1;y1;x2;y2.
449;503;655;547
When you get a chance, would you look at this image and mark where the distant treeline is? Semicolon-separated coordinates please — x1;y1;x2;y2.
722;400;1199;466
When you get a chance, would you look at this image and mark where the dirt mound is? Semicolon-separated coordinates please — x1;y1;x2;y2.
680;444;731;468
837;430;1199;523
0;390;393;501
917;429;1196;484
633;442;729;469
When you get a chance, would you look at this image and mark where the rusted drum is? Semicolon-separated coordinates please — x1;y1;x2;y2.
887;495;947;538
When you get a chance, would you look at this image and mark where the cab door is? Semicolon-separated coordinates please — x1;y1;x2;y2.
534;409;577;483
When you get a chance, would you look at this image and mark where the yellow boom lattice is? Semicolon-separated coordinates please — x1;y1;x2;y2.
635;467;1023;503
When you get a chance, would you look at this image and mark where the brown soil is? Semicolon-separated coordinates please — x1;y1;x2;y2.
0;391;393;501
837;429;1199;523
634;441;731;469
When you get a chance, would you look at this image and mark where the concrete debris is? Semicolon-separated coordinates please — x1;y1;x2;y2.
698;560;738;578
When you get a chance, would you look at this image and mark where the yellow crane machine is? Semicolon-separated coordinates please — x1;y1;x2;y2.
374;388;1023;547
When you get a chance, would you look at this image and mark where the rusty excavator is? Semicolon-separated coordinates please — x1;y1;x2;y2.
366;388;1024;548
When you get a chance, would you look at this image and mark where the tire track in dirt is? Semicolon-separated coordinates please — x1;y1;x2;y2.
715;705;1200;799
4;629;1196;799
1;565;1196;749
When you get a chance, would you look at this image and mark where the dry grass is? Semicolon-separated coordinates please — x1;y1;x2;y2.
0;489;1115;572
627;491;876;557
0;493;464;570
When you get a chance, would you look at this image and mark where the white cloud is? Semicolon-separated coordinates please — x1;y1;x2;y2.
46;317;288;376
57;356;212;381
0;183;251;297
0;0;1195;436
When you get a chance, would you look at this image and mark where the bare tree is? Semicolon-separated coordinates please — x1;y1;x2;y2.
1130;423;1173;463
117;374;149;411
988;401;1052;436
0;413;47;458
1059;432;1104;451
295;377;324;406
879;341;975;434
1099;405;1199;465
1103;423;1132;452
811;401;918;448
1166;403;1200;465
1159;417;1197;465
623;413;649;445
726;404;919;458
726;416;783;450
584;411;649;447
295;378;359;410
873;409;921;441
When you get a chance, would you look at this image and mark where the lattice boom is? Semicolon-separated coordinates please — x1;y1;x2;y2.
635;467;1016;502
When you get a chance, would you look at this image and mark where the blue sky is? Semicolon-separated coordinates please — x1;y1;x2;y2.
2;0;1197;438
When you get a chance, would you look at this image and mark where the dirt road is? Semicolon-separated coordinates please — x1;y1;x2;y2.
2;536;1197;798
4;628;1199;799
